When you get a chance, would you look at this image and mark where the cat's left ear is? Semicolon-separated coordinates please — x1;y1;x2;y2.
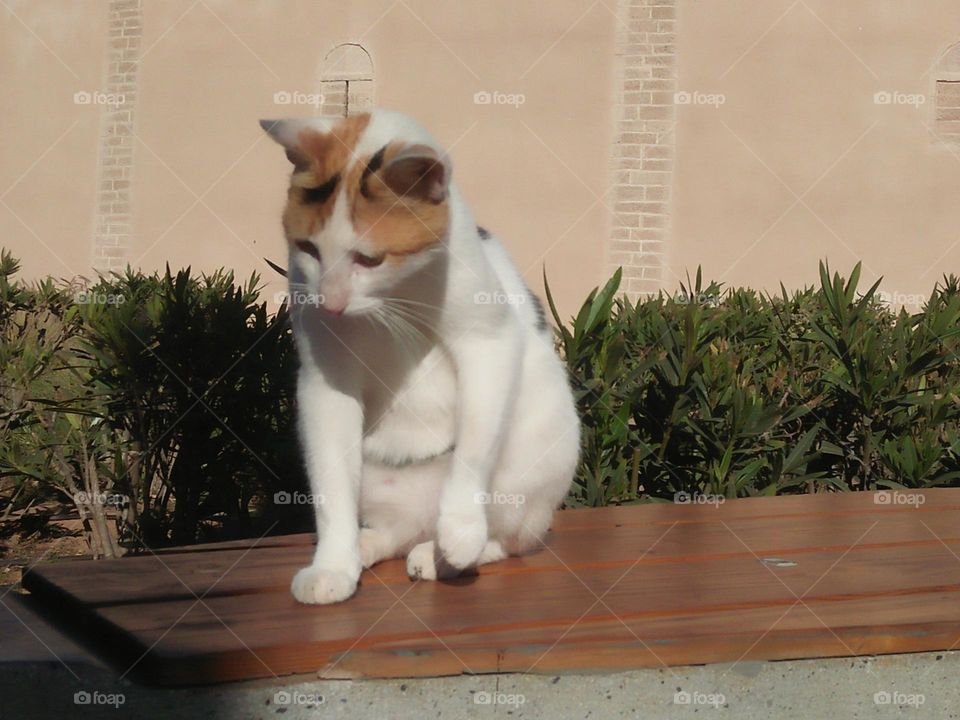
259;118;315;168
381;143;452;204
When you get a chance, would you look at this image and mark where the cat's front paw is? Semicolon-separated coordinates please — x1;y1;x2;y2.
290;564;358;604
406;541;439;580
436;509;488;569
406;540;460;581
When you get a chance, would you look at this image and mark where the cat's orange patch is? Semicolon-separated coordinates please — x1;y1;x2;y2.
300;115;371;181
281;115;449;258
281;114;371;241
347;143;449;258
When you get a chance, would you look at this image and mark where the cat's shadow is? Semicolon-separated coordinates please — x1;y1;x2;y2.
437;574;479;588
295;248;449;414
355;250;451;428
434;550;481;588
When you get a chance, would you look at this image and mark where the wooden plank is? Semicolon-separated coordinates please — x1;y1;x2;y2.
146;488;960;553
322;592;960;678
27;504;960;603
21;489;960;685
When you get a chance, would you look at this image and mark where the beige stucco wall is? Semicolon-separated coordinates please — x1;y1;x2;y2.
672;0;960;305
0;1;107;280
5;1;960;318
2;0;615;320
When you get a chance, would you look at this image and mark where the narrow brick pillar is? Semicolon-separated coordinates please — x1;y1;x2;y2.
609;0;677;299
92;0;142;273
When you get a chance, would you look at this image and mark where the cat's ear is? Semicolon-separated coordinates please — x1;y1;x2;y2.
259;118;314;168
381;143;452;204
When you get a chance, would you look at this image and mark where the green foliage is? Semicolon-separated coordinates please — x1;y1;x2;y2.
0;250;125;556
4;248;960;557
1;254;309;553
77;266;308;546
549;262;960;506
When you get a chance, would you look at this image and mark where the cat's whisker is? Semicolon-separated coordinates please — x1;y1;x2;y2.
380;299;442;330
373;304;422;355
386;307;435;354
383;306;429;349
382;296;440;311
381;297;439;324
381;302;438;342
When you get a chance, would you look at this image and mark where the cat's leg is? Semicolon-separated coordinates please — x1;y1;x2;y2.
487;338;581;556
359;455;447;569
357;520;428;568
408;490;560;583
406;539;507;580
358;527;397;569
436;325;525;571
290;371;365;605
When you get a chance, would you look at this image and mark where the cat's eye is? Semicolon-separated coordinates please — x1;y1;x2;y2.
301;173;339;205
353;251;385;268
295;240;321;262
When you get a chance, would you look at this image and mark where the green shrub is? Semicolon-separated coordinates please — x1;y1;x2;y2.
3;248;960;557
1;255;309;554
0;250;124;557
547;262;960;506
78;266;308;546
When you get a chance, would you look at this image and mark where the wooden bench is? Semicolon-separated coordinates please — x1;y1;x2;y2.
18;489;960;686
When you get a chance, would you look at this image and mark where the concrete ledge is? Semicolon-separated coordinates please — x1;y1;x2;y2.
2;650;957;719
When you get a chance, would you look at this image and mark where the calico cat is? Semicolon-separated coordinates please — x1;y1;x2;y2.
260;110;580;604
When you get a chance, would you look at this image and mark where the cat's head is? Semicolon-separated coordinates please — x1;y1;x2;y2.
260;111;452;317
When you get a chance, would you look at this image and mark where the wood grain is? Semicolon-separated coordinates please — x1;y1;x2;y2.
21;489;960;685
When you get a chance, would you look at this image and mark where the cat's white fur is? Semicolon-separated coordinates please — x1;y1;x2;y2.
262;110;580;604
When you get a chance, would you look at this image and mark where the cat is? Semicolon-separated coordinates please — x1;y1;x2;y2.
260;110;580;604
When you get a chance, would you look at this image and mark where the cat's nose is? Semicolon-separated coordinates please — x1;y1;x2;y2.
320;284;350;315
320;292;349;316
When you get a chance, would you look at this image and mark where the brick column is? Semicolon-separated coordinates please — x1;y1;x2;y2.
92;0;142;273
609;0;677;299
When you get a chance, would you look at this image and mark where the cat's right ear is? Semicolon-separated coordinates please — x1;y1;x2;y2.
380;144;452;205
259;119;312;168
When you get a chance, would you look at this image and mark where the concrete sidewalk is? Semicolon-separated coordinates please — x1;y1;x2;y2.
2;649;954;719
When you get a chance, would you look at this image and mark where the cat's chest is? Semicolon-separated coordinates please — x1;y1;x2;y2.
361;344;458;460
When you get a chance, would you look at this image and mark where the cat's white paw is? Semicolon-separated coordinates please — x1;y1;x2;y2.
406;541;438;580
437;509;488;569
290;565;358;604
